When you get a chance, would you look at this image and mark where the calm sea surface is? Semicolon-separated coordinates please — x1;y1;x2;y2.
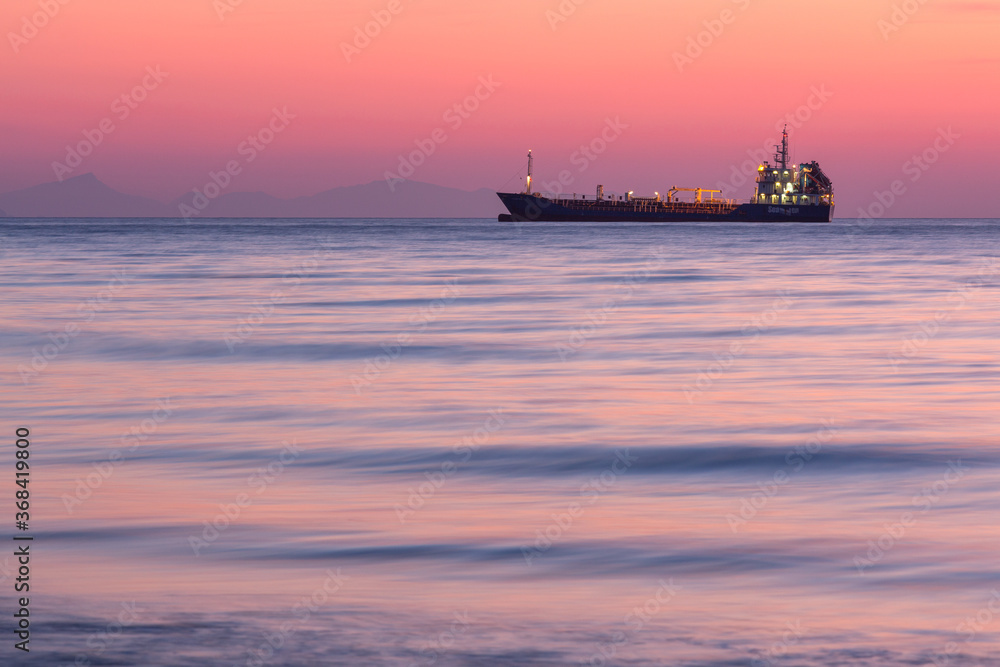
1;218;999;666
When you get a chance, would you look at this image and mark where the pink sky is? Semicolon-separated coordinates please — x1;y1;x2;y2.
2;0;998;216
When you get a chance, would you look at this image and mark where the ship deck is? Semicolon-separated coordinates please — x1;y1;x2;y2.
497;192;833;223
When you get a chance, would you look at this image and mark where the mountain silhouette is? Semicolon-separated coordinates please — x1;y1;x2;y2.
0;173;505;219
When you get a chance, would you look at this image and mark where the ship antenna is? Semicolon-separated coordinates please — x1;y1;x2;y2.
525;150;534;195
774;125;789;170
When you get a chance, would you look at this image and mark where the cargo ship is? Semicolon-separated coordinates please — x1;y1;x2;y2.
497;128;834;223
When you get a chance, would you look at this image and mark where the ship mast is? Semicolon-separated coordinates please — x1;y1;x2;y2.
774;125;789;170
524;150;534;194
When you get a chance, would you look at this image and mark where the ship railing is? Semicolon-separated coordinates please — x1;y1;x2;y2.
533;192;606;202
536;192;741;207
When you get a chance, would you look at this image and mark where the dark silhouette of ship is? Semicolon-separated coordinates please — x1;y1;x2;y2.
497;128;834;223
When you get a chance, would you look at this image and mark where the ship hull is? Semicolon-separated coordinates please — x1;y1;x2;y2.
497;193;833;223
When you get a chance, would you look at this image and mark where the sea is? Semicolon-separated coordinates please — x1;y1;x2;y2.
1;217;998;666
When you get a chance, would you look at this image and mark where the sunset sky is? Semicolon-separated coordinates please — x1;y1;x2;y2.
2;0;998;216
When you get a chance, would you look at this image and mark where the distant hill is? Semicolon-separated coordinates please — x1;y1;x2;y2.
170;178;504;218
0;173;505;219
0;173;171;217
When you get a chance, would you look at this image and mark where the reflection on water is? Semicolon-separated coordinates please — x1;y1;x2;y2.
1;218;998;665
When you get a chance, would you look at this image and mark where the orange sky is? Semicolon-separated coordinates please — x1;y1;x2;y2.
2;0;998;216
